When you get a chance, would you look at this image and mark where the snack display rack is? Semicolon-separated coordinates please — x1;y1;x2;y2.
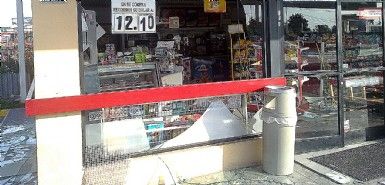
229;25;261;80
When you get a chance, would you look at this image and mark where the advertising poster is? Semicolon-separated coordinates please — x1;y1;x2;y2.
204;0;226;13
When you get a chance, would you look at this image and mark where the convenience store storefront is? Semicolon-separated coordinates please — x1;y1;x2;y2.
28;0;385;184
78;0;385;152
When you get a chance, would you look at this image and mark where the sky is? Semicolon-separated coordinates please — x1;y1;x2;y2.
0;0;32;27
285;8;336;29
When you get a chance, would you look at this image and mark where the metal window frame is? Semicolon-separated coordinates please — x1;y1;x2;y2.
381;0;385;126
336;0;345;145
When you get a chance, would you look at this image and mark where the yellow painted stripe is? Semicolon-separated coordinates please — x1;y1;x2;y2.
0;109;9;117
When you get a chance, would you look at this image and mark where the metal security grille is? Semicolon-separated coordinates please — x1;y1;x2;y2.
85;95;243;123
82;94;263;184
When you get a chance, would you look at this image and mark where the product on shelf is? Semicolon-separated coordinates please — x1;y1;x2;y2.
192;58;214;83
134;52;146;63
105;44;117;64
181;57;192;84
230;38;260;80
98;52;108;65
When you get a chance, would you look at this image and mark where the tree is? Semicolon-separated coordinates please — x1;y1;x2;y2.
247;18;264;37
331;25;337;34
287;13;310;36
315;25;331;34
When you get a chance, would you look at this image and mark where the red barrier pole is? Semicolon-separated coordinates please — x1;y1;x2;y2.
26;78;286;116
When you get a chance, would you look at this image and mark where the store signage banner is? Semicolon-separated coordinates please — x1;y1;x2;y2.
111;0;156;34
358;8;381;20
204;0;226;13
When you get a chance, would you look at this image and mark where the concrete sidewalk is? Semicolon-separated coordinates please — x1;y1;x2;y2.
181;163;340;185
0;108;37;184
184;140;385;185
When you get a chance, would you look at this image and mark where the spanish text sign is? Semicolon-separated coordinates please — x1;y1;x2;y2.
111;0;156;34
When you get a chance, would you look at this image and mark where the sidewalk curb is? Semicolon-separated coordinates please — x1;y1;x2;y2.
295;139;385;184
295;157;352;184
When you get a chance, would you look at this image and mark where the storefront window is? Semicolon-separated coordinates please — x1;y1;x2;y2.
81;0;265;95
81;0;266;156
284;1;339;138
284;1;337;73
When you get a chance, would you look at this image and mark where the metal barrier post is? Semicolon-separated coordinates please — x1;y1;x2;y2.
241;94;248;126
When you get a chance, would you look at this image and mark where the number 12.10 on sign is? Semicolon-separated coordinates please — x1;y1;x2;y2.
113;14;156;33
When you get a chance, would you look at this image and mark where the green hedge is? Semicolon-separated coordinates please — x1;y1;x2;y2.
0;99;24;109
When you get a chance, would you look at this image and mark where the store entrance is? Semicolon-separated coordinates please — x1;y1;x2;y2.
339;1;385;143
282;0;385;151
283;0;342;151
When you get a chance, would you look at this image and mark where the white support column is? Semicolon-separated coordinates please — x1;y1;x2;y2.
31;0;83;184
16;0;27;102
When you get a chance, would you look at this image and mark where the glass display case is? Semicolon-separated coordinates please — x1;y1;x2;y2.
98;63;158;92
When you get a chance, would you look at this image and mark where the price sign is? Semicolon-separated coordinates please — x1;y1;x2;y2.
111;0;156;34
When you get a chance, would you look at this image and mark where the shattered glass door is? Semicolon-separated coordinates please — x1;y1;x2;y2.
283;1;340;138
341;1;385;140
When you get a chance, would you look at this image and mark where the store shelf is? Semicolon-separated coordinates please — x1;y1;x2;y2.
98;62;156;74
231;60;251;64
285;70;338;77
344;44;380;50
99;70;153;79
83;94;243;123
158;27;217;32
344;67;385;74
100;83;156;92
146;125;191;133
344;56;382;62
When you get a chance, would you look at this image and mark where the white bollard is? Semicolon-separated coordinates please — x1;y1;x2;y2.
261;86;297;175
